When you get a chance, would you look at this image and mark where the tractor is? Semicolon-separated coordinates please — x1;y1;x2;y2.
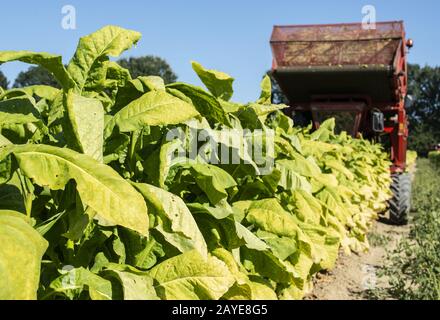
270;21;413;224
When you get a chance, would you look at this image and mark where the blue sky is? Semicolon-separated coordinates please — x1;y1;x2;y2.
0;0;439;102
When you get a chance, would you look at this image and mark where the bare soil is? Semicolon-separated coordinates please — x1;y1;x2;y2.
306;220;410;300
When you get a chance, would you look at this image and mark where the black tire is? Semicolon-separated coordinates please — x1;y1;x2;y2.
388;173;411;225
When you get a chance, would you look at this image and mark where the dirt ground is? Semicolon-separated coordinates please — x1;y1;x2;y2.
306;220;410;300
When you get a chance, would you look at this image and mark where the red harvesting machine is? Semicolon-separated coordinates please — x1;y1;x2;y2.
270;21;413;224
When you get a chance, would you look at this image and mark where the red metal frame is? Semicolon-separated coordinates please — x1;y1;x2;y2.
270;21;409;173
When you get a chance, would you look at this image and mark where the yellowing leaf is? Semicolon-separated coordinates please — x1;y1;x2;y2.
0;210;48;299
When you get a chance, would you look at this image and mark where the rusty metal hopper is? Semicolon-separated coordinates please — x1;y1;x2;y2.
270;21;405;104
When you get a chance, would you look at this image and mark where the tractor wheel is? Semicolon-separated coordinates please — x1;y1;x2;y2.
389;173;411;225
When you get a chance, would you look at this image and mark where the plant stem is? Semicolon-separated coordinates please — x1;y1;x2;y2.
17;170;33;217
128;130;141;175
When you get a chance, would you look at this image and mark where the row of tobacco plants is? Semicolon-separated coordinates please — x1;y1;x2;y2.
0;26;392;300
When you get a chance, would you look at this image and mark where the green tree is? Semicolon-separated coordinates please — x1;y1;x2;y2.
13;66;60;88
118;56;177;84
407;64;440;155
0;70;8;89
407;64;440;128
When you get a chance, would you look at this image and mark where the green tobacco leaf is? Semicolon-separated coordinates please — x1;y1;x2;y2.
190;210;244;250
275;160;312;193
121;230;164;270
132;182;207;257
0;96;40;118
102;264;159;300
0;134;12;147
234;222;269;251
106;61;132;86
0;112;40;127
244;198;300;237
112;76;165;114
241;247;297;284
255;230;298;260
2;86;60;103
148;250;235;300
103;132;130;164
292;189;323;224
257;75;272;104
0;96;48;143
310;118;335;141
19;85;60;101
211;248;253;300
0;51;75;89
83;60;131;92
246;102;287;119
0;210;48;299
248;280;278;300
191;61;234;101
1;144;149;235
48;267;112;300
199;127;260;173
144;138;185;188
67;25;141;91
0;147;13;184
188;203;268;251
136;76;166;91
36;210;67;236
243;198;316;260
280;154;322;178
114;90;200;132
326;158;354;180
0;178;24;212
167;82;231;126
187;163;237;205
64;91;104;162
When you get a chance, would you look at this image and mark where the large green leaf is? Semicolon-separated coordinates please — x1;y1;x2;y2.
20;85;60;101
167;82;231;126
0;51;75;89
0;96;48;143
64;91;104;162
0;144;149;235
248;280;278;300
148;250;235;300
0;112;40;127
143;138;185;188
48;267;112;300
67;25;141;91
0;134;11;147
132;182;207;257
0;96;40;118
257;75;272;104
277;155;321;179
102;264;159;300
121;230;164;270
0;210;48;299
275;160;312;193
0;177;24;214
241;247;298;284
186;163;237;205
112;76;164;114
243;199;317;260
191;61;234;101
188;202;268;251
114;90;200;132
